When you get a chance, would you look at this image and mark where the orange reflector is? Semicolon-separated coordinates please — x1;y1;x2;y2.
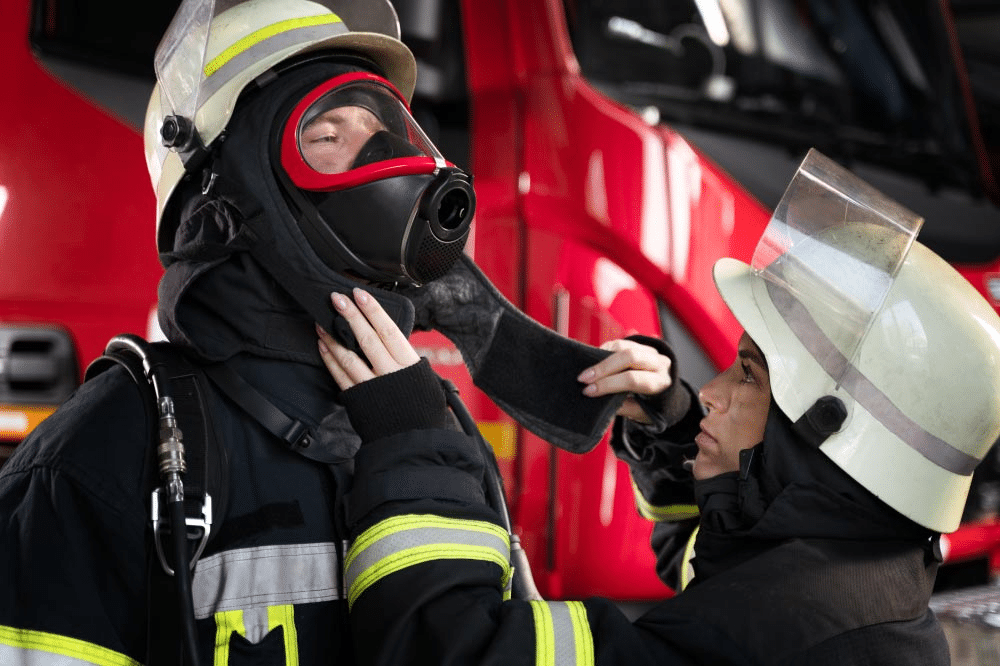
0;405;57;440
477;422;517;460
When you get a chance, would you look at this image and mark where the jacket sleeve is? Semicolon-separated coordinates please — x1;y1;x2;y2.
605;336;704;590
341;361;739;666
0;368;151;665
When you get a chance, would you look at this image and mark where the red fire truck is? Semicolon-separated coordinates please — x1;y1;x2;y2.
2;0;999;601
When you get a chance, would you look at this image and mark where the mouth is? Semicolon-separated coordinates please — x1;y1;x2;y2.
694;420;718;449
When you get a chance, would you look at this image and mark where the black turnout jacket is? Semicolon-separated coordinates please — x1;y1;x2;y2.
0;223;435;665
344;346;950;666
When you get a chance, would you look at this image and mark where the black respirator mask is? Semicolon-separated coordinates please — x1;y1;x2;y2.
273;71;474;285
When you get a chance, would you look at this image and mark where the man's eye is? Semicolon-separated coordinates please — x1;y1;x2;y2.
741;362;755;383
304;132;337;144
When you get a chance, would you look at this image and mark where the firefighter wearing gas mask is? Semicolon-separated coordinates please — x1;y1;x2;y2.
148;2;475;350
0;1;479;665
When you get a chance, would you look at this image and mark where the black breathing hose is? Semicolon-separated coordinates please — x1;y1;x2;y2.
107;335;202;666
170;500;202;666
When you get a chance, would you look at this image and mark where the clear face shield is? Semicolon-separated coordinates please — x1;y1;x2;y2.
147;0;407;179
750;149;924;413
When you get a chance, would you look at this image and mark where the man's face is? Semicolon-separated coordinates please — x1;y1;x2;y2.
299;105;386;174
692;332;771;481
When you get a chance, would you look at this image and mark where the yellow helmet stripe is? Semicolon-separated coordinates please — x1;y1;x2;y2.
204;14;343;78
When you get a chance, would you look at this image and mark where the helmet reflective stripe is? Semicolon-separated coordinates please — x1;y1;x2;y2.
714;150;1000;533
191;542;343;616
345;514;512;609
766;281;980;476
200;15;348;99
528;600;595;666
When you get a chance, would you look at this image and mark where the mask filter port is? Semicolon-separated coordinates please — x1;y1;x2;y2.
421;169;476;242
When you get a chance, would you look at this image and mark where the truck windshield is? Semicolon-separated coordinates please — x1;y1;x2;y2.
563;0;998;204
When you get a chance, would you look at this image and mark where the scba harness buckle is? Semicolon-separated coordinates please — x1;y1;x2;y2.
151;488;214;575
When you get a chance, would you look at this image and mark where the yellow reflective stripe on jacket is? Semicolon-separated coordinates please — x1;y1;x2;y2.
345;514;511;609
529;601;595;666
204;14;343;77
267;605;299;666
679;526;699;591
214;605;300;665
0;625;139;666
630;478;699;522
214;609;245;666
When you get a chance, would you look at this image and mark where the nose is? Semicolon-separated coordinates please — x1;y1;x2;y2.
699;373;726;413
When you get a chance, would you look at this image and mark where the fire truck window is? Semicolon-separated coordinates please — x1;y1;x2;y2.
31;0;178;77
562;0;993;202
563;0;1000;266
656;300;717;393
395;0;471;172
29;0;179;130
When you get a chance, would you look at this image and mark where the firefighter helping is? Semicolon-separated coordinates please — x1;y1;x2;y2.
1;1;1000;665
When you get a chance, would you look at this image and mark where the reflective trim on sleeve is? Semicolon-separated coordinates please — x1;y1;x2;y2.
0;626;139;666
193;542;342;619
630;478;699;522
345;514;511;609
679;526;699;591
529;601;595;666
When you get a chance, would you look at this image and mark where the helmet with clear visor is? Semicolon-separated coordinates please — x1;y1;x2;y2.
713;149;1000;533
145;0;417;250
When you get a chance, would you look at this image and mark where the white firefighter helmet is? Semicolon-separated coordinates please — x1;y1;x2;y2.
713;148;1000;534
144;0;416;248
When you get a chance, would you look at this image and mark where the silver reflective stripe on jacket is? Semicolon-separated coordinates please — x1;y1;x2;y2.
344;514;511;608
193;542;343;619
529;600;595;666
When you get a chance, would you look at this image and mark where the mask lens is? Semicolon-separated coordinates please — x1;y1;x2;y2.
288;75;442;188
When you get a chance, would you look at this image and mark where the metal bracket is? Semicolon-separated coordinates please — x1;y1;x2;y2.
151;488;213;576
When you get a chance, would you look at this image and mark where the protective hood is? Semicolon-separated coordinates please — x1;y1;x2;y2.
158;59;415;356
691;403;933;582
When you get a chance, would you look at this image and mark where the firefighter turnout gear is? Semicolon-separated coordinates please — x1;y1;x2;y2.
338;152;976;665
0;352;356;664
714;149;1000;533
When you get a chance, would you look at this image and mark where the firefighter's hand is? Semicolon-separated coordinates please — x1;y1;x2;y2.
317;288;421;390
577;339;672;424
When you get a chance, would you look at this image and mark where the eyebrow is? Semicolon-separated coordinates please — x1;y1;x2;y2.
738;346;768;371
